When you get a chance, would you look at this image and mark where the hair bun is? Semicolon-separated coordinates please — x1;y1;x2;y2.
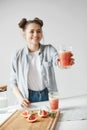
18;18;27;29
34;17;43;27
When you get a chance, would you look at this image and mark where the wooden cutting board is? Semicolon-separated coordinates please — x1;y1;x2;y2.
0;110;60;130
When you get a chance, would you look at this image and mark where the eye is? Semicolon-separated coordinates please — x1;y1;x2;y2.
30;30;34;33
37;30;42;33
28;29;42;34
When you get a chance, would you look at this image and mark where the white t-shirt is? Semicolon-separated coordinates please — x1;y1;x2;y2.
28;50;45;91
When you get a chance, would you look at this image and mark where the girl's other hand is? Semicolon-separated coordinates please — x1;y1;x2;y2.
21;98;30;108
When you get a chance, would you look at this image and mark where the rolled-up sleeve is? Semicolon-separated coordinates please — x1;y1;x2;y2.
10;53;18;88
48;44;59;66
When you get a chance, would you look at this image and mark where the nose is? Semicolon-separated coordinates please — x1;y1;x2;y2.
33;31;38;37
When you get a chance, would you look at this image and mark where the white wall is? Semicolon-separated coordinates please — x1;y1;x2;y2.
0;0;87;105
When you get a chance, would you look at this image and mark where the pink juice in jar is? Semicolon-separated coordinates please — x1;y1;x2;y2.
59;51;72;68
49;97;59;110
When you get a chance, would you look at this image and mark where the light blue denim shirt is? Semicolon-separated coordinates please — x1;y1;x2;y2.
10;44;59;99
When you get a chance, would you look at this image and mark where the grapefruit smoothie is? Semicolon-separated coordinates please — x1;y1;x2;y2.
49;98;59;110
49;92;59;111
59;51;72;68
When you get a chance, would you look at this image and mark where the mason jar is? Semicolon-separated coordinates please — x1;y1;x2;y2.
0;85;8;113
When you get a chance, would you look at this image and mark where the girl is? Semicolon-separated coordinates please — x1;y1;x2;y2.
10;17;74;107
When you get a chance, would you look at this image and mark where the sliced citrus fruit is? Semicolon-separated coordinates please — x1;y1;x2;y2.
38;110;48;118
21;110;30;117
26;114;38;122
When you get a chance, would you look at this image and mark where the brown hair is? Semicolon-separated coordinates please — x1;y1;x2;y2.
18;17;43;30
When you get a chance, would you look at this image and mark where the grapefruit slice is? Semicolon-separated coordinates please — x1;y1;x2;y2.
26;114;38;122
21;110;30;117
38;110;48;118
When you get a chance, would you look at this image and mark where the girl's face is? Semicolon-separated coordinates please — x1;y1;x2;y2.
23;23;43;47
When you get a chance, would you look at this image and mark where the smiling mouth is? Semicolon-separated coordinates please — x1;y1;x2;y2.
33;37;39;39
32;38;40;41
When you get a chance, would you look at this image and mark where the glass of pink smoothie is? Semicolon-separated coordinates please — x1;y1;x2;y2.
59;51;73;68
58;45;73;68
49;91;59;111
